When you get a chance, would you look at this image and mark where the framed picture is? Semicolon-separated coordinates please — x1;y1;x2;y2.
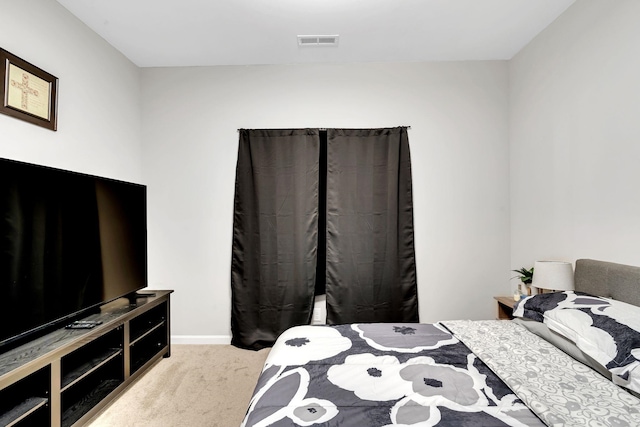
0;48;58;131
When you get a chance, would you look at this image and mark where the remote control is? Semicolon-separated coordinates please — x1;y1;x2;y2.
65;320;103;329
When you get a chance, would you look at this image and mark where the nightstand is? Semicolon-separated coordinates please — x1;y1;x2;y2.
494;296;516;320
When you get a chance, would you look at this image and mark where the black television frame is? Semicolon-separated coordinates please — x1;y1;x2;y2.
0;158;148;352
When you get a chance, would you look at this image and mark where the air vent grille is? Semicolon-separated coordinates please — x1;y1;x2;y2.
297;35;339;46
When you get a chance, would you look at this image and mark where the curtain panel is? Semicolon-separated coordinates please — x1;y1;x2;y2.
231;129;320;350
230;127;418;349
325;127;418;324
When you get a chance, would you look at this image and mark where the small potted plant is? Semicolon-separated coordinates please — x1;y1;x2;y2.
511;267;534;296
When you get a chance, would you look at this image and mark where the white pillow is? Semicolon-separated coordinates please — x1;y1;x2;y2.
513;291;640;394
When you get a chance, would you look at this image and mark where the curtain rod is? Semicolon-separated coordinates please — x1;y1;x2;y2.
238;126;411;132
317;126;412;131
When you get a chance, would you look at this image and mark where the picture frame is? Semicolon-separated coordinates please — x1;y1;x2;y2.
0;48;58;131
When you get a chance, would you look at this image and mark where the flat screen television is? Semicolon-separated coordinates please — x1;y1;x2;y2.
0;158;147;351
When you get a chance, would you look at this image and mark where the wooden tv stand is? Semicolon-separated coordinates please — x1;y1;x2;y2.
0;290;172;427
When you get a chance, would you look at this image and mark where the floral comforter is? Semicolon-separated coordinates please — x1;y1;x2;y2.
242;322;543;426
242;321;640;426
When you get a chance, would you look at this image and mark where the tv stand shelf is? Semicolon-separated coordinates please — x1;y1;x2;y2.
0;397;49;426
0;290;172;427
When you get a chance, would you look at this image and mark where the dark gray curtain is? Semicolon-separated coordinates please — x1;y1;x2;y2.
231;127;418;349
325;127;418;324
231;129;319;350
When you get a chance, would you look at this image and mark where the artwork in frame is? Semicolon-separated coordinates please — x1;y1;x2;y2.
0;48;58;131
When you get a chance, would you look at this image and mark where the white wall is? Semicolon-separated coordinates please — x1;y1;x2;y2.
0;0;142;182
510;0;640;270
3;0;636;345
141;62;510;342
11;0;635;345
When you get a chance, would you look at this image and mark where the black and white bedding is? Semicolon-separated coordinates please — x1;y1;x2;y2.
514;290;640;394
242;321;640;426
242;259;640;426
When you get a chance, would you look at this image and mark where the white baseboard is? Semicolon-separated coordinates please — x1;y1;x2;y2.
171;335;232;345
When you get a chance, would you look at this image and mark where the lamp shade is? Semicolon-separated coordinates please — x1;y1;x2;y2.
532;261;575;291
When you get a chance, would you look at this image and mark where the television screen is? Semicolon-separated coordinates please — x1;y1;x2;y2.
0;158;147;350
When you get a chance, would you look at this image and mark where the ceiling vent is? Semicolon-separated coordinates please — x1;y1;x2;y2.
297;35;339;47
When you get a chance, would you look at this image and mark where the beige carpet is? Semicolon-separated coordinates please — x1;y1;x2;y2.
88;345;270;427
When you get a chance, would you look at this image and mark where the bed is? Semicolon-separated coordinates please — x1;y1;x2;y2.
241;259;640;426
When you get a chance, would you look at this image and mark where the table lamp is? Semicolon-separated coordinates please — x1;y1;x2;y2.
532;261;575;293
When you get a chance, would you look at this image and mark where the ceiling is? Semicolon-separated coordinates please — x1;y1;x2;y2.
55;0;575;68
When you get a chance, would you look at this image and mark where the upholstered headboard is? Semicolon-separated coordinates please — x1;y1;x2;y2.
574;259;640;307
